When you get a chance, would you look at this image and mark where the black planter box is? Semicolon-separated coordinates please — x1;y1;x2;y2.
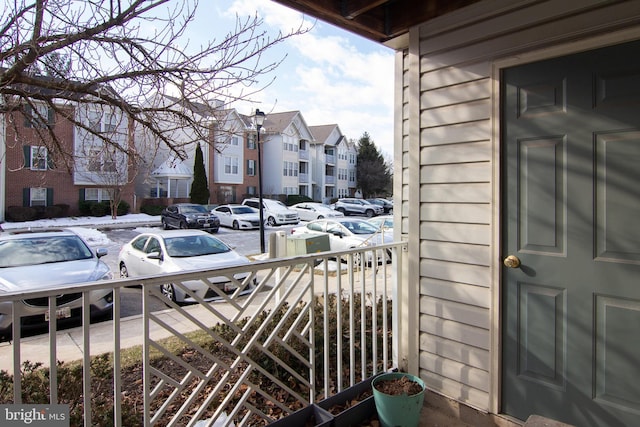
318;375;380;427
268;404;333;427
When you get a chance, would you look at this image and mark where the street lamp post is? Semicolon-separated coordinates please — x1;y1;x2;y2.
254;109;266;253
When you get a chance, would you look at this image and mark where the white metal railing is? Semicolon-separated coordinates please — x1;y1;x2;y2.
0;242;405;426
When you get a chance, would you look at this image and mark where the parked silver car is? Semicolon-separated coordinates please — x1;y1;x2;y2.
333;198;383;217
0;229;114;337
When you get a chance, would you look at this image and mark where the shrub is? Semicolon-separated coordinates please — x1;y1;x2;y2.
117;200;130;216
54;204;69;217
6;206;37;222
90;202;110;217
80;200;129;217
0;295;392;425
140;204;165;215
43;205;63;219
78;200;93;216
286;194;314;206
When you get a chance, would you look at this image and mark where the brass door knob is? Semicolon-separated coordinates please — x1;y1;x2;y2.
503;255;521;268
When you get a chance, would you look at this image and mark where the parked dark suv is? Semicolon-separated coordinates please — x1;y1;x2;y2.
367;198;393;214
333;198;383;217
161;203;220;232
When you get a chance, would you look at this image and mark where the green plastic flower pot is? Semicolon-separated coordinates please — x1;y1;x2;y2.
372;372;426;427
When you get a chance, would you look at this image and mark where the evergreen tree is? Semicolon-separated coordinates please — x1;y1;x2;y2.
190;144;210;204
356;132;392;198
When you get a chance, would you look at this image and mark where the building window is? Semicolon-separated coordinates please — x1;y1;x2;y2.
88;111;102;132
24;104;53;128
30;146;48;170
84;188;111;202
224;156;239;175
284;142;299;152
103;113;117;132
283;161;298;177
246;186;256;195
246;159;256;176
231;136;239;146
283;187;298;195
88;148;118;172
247;135;256;149
30;187;47;206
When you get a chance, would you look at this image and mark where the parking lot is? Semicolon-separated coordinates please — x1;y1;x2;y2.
1;210;388;338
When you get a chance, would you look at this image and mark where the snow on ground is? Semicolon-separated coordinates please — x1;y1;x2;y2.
1;214;160;246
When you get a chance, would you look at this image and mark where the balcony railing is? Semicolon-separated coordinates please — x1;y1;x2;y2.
0;242;406;426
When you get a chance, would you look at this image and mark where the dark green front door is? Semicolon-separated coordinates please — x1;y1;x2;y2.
502;40;640;426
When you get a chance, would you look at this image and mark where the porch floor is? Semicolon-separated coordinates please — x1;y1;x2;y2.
420;391;523;427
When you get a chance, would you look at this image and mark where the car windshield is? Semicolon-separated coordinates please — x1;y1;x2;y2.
231;206;255;214
0;235;93;268
338;221;379;235
180;205;208;214
164;235;231;257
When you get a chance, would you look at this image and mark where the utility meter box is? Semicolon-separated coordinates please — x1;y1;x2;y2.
287;233;330;256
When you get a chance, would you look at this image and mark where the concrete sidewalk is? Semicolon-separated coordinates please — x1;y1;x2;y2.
0;288;273;374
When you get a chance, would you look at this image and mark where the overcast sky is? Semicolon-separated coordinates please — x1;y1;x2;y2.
192;0;395;157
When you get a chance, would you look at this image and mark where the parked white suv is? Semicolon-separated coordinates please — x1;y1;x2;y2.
241;198;299;226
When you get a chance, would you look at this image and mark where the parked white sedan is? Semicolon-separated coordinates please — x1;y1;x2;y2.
211;204;261;230
118;230;254;303
290;202;345;221
290;218;392;262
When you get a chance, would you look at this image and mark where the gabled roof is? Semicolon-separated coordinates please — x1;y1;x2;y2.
308;124;346;147
247;110;315;141
162;94;218;118
150;158;191;179
261;111;300;133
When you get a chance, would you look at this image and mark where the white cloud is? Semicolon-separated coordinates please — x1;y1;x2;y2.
221;0;395;157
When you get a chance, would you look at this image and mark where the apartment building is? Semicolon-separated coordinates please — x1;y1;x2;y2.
309;124;358;203
162;107;359;206
1;96;134;220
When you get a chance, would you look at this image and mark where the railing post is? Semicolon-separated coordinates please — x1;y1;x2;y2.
273;231;287;302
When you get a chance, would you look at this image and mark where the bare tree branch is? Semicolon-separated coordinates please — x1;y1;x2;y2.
1;0;311;166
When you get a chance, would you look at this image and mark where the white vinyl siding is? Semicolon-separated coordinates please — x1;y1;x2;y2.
399;0;640;413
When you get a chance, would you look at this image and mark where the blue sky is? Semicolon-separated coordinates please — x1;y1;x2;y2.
189;0;395;157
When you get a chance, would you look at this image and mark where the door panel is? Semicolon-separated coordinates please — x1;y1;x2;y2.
502;40;640;427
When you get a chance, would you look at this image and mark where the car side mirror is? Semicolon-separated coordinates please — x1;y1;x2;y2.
331;230;344;238
147;251;163;261
96;248;108;258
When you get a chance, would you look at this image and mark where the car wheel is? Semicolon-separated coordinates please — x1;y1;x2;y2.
232;221;239;230
161;218;169;230
317;215;324;219
179;221;188;229
160;284;177;303
336;207;346;215
119;262;129;278
365;209;374;218
267;216;277;226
